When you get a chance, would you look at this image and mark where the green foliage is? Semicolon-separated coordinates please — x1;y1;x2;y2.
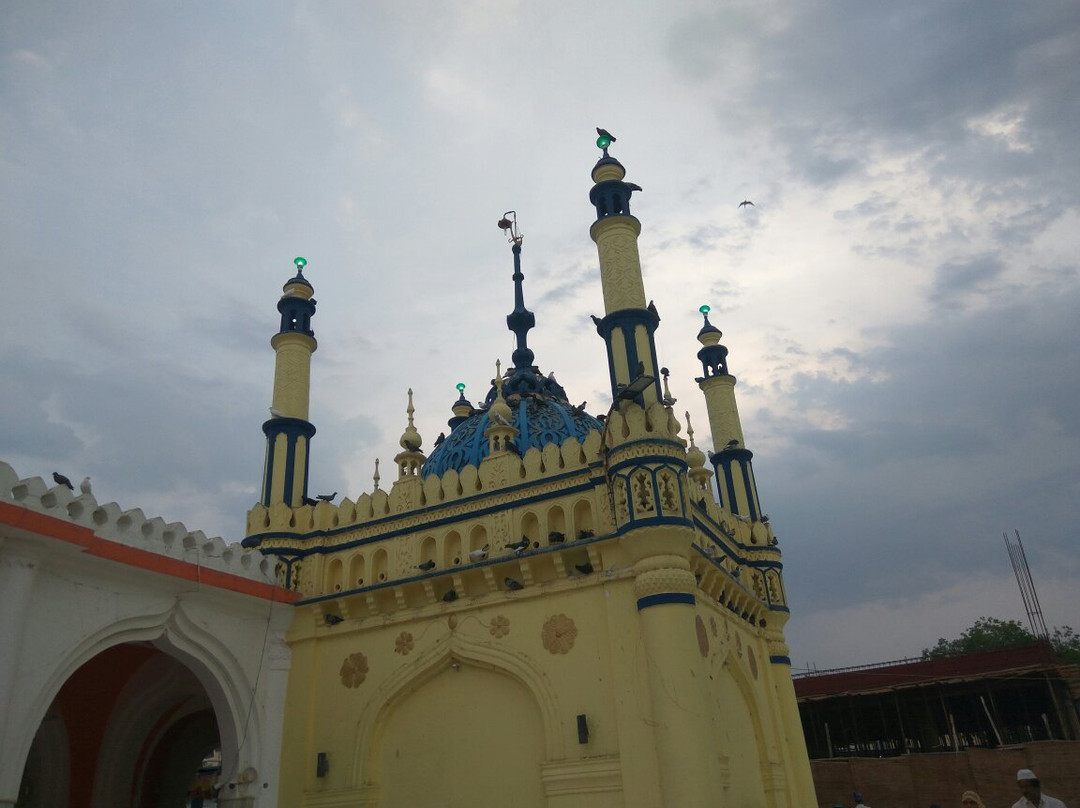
1050;625;1080;663
922;617;1080;663
922;617;1032;659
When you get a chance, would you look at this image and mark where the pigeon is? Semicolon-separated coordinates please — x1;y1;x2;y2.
760;514;770;524
574;562;594;575
505;536;530;552
703;545;717;557
441;589;458;602
52;472;74;491
433;431;446;448
302;496;318;507
416;559;436;571
724;439;740;449
402;436;421;452
79;476;92;495
578;529;595;540
490;411;512;427
738;200;754;208
572;401;588;414
324;614;344;626
596;127;616;143
548;531;566;544
469;544;490;561
504;577;524;591
316;492;337;502
269;407;286;418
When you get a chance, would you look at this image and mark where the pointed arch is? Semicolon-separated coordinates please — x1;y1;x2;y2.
349;629;565;787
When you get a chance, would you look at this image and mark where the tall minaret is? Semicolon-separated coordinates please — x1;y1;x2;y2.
694;305;762;520
589;133;663;406
260;257;318;507
590;135;721;807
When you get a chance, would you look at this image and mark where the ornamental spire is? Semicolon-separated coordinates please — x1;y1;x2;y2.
497;211;543;396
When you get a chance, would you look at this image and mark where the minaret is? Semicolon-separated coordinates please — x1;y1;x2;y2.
589;134;662;406
694;305;762;519
589;135;720;807
260;257;318;507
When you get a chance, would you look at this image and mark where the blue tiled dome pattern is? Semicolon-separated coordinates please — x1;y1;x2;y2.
421;395;602;479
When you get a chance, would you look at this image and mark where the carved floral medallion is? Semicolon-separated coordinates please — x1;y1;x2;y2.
340;652;369;688
394;632;414;655
541;614;578;654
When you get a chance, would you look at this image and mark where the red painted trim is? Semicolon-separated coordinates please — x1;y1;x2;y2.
0;501;300;603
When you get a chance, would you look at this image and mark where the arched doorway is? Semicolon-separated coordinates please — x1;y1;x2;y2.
17;643;224;808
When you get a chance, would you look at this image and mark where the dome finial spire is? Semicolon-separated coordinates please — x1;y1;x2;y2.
498;211;543;396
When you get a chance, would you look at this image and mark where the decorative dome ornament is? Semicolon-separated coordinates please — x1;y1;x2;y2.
420;209;603;478
595;127;616;155
497;210;523;246
395;389;425;479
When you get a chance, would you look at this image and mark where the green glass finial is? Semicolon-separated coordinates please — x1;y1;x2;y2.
456;382;466;393
596;135;612;150
294;256;307;269
699;304;711;315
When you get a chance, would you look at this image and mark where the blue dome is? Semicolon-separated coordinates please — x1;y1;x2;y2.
422;390;602;479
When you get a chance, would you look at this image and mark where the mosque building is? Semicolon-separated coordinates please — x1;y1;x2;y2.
243;137;816;807
0;137;814;808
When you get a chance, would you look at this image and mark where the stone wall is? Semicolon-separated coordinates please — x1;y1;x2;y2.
810;741;1080;807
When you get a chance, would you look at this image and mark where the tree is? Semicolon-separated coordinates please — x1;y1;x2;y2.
1050;625;1080;664
922;616;1080;663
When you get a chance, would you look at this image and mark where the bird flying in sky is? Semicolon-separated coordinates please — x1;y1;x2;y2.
738;199;754;208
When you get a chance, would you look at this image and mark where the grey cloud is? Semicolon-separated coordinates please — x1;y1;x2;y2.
754;267;1080;624
930;253;1006;305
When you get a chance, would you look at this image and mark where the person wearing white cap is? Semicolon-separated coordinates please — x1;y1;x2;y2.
1013;768;1067;808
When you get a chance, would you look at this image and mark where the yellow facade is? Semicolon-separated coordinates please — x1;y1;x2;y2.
246;144;815;807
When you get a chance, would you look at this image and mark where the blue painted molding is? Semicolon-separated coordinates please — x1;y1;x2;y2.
636;592;695;610
769;655;792;665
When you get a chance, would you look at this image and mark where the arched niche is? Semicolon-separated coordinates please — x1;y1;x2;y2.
468;524;487;554
349;552;366;588
573;497;594;539
372;548;389;583
520;511;540;547
443;530;462;566
326;557;344;593
547;505;566;543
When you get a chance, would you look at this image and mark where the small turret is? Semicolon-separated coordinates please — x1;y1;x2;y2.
259;257;318;508
694;305;761;519
484;361;519;455
394;389;425;478
447;383;474;431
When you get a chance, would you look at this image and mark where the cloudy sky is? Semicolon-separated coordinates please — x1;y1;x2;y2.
3;1;1078;669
